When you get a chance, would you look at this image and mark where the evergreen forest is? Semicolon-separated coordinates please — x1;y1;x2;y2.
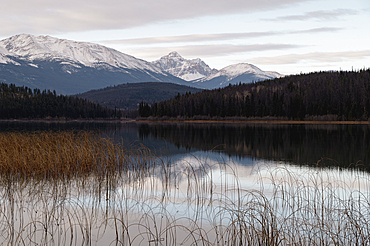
141;69;370;121
0;83;120;119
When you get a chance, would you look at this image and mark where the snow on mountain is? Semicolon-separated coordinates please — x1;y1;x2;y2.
152;51;218;81
192;63;283;89
152;52;283;89
0;46;19;65
0;34;283;94
0;34;194;94
0;34;165;73
265;71;284;78
204;63;278;81
0;53;17;65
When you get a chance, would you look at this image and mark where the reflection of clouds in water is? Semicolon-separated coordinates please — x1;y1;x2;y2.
123;152;270;206
115;152;263;213
116;154;370;239
253;162;370;202
171;151;257;169
159;151;258;191
2;155;370;245
149;153;370;204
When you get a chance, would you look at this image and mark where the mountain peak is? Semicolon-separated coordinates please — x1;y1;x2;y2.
221;63;263;76
152;52;217;81
193;62;283;88
168;51;182;58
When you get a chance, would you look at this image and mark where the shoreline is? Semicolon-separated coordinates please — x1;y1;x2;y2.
136;119;370;125
1;118;370;125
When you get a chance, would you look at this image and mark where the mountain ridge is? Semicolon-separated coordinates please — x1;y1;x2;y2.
192;63;283;88
0;34;164;72
0;34;193;94
0;34;282;94
152;51;218;81
152;51;283;89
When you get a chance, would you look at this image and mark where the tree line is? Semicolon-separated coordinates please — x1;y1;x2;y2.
140;69;370;121
0;83;120;119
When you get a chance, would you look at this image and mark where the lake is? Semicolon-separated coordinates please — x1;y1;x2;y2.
2;121;369;168
1;121;370;245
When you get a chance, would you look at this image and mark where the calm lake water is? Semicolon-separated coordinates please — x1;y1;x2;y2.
1;121;370;245
2;121;369;169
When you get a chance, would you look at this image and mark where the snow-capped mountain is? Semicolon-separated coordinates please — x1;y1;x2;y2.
152;51;218;81
152;52;282;89
0;34;191;94
0;34;165;72
192;63;283;89
0;34;283;94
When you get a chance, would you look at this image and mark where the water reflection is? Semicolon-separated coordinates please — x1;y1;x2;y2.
1;152;370;245
1;121;369;169
137;122;370;169
1;122;370;245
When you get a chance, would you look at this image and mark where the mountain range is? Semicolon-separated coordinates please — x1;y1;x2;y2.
152;51;282;88
0;34;188;94
0;34;282;95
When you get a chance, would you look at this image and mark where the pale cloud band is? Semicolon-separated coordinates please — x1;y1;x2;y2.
103;32;278;45
125;43;301;61
102;28;342;46
263;8;359;22
249;50;370;65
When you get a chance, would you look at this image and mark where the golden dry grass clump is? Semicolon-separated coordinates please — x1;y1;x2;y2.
0;131;129;179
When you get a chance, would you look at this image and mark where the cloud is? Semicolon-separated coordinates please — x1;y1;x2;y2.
0;0;311;36
102;28;342;46
123;43;301;61
290;27;343;34
103;32;280;45
249;50;370;65
264;8;358;22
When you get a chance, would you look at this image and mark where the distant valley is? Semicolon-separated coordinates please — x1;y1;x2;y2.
76;82;203;110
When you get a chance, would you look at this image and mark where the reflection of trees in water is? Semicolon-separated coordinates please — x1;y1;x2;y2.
138;123;370;169
1;121;369;169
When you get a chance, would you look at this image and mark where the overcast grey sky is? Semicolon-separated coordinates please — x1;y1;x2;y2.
1;0;369;74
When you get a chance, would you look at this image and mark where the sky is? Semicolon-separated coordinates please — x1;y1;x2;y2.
0;0;369;75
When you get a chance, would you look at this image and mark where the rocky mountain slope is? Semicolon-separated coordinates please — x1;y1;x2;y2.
152;51;217;81
153;52;283;89
0;34;283;94
192;63;283;89
0;34;191;94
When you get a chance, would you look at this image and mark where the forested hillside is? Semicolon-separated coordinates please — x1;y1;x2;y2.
0;83;119;119
141;69;370;121
76;82;203;110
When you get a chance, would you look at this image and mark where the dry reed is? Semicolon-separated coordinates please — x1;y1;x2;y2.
1;131;370;245
0;130;156;180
